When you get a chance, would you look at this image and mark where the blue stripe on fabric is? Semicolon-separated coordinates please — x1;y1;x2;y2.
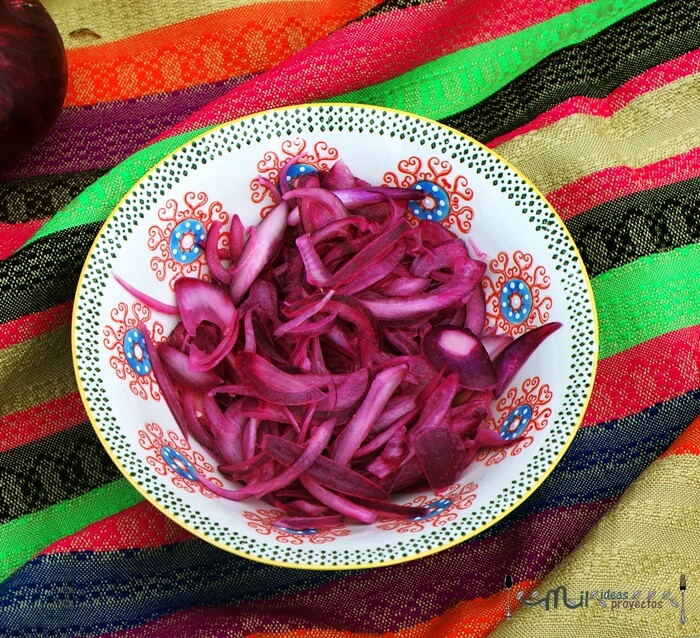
0;541;355;636
0;389;697;636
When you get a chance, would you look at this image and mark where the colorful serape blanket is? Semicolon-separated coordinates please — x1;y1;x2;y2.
2;0;700;635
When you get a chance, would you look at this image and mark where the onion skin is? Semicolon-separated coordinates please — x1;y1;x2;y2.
0;0;67;167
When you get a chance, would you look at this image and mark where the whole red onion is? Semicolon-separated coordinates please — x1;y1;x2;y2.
0;0;67;167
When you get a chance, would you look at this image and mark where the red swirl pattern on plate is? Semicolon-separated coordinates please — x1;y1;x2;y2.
482;250;553;338
243;508;349;544
147;191;230;290
382;155;474;233
476;376;553;465
250;138;339;218
137;422;224;498
102;302;165;401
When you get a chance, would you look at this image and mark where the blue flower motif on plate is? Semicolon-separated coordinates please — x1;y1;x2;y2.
500;405;533;441
499;278;533;324
408;180;450;221
161;446;199;481
169;218;206;264
122;328;151;376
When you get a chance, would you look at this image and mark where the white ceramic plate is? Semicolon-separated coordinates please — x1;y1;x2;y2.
72;104;597;569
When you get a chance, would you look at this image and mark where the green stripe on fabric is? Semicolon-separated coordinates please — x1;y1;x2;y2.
593;242;700;359
444;0;700;143
0;326;76;420
0;479;141;585
23;130;211;247
330;0;659;120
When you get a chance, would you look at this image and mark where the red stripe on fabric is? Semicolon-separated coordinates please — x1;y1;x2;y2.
0;302;73;349
40;500;192;555
582;325;700;427
0;219;46;260
0;392;87;452
489;48;700;149
546;146;700;220
161;0;594;139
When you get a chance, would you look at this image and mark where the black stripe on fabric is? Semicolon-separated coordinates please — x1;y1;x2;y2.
0;222;102;324
0;421;121;524
0;169;107;224
442;0;700;143
566;175;700;278
350;0;434;23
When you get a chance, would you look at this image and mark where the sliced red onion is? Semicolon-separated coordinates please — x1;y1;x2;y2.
422;325;497;390
412;426;467;490
262;435;388;500
332;364;408;466
258;175;282;204
251;418;336;499
141;157;562;525
320;159;355;190
229;200;289;303
274;289;335;338
278;152;307;195
299;476;377;524
295;233;331;287
234;351;327;406
348;497;430;519
113;272;179;314
283;187;348;226
493;322;562;396
324;219;407;288
332;186;418;209
202;395;244;465
204;221;231;285
157;343;223;391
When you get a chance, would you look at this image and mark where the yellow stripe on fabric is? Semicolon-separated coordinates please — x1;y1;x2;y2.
493;71;700;194
0;325;76;419
44;0;307;48
0;479;142;584
489;452;700;637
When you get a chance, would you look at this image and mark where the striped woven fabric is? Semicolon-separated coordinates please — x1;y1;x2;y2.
1;0;699;635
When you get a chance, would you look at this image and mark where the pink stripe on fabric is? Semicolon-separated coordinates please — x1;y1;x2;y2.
582;324;700;427
546;146;700;220
489;47;700;148
0;219;46;260
40;501;193;555
159;0;593;139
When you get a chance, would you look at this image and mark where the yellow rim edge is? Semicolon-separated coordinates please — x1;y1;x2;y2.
71;102;600;571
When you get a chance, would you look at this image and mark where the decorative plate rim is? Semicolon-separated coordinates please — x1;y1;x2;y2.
71;102;599;570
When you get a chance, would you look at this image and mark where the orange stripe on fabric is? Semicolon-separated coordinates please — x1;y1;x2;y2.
0;301;73;350
660;415;700;458
582;324;700;427
64;0;380;106
0;392;86;453
0;219;46;260
248;581;537;638
40;500;192;555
